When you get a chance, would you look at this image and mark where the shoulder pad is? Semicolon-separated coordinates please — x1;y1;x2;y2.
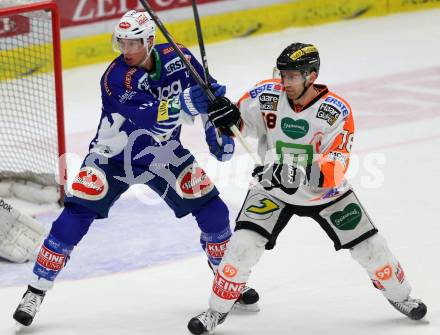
158;42;187;56
248;79;283;99
102;58;138;97
323;93;351;119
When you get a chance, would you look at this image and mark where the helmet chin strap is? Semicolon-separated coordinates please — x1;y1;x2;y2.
136;49;151;67
294;72;311;101
137;44;153;68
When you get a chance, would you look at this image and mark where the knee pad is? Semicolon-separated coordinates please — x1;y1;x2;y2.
50;203;97;246
350;233;390;268
222;229;268;273
350;233;411;302
193;196;229;233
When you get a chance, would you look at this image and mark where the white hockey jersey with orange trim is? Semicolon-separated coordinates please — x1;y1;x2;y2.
237;79;354;206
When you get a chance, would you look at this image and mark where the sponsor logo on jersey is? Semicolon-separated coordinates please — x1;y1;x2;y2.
119;21;131;29
327;151;348;167
137;73;150;91
259;93;279;111
162;43;185;55
281;118;309;139
156;80;182;100
222;264;238;278
71;167;108;201
139;101;154;110
207;241;228;258
325;96;349;117
0;199;12;212
330;203;362;230
249;83;281;99
371;279;386;291
316;103;341;126
375;264;393;281
36;245;66;271
103;62;117;96
213;272;246;300
157;100;169;121
176;163;214;199
164;56;190;76
118;90;137;104
124;68;137;90
395;262;405;283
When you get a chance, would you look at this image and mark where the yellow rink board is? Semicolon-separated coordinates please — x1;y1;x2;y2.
1;0;440;79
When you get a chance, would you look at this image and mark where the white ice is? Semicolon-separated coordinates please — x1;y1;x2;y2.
1;9;440;334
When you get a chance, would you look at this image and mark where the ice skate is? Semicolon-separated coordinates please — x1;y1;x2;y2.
13;286;46;327
187;308;228;335
233;286;260;312
388;296;427;320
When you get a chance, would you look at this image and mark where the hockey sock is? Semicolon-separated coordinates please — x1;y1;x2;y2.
31;234;74;291
209;229;267;313
350;233;411;302
193;196;231;271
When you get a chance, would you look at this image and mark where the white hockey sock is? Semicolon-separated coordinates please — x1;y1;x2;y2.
350;233;411;302
209;229;267;313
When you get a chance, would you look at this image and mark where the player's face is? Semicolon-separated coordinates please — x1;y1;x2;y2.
280;70;306;100
117;38;148;66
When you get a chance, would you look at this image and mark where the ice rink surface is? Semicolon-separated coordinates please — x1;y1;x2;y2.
1;8;440;334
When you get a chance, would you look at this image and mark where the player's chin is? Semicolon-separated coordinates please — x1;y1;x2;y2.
124;58;136;66
285;90;297;100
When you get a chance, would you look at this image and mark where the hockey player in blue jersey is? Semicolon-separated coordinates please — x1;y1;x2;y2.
13;10;258;327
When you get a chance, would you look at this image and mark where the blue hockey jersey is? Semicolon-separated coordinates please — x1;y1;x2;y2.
89;43;208;166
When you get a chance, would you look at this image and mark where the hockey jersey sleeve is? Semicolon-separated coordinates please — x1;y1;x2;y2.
316;94;355;188
236;80;277;138
101;63;182;137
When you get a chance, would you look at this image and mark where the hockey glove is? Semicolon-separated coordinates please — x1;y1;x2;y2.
179;83;225;116
252;163;304;195
205;121;235;161
207;97;241;135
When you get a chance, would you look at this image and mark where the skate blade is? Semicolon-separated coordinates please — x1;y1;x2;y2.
232;302;260;313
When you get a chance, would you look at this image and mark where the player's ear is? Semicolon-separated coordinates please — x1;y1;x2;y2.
307;71;318;84
147;36;154;47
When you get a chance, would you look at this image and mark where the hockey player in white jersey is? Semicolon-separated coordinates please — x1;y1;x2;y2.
187;43;427;334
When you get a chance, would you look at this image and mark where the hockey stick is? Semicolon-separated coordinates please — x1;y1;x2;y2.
191;0;210;85
139;0;260;165
191;0;226;151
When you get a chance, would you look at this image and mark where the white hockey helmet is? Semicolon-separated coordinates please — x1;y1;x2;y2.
112;10;156;55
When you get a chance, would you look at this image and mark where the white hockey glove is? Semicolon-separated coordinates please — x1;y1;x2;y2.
0;198;46;263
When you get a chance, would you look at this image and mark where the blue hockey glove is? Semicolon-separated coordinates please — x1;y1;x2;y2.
205;121;235;161
179;83;225;116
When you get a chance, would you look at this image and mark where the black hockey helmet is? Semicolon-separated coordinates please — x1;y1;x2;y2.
276;43;320;75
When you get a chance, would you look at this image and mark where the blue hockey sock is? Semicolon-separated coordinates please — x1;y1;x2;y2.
193;196;232;269
33;234;74;282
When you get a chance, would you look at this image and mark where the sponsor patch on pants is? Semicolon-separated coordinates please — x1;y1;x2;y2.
71;167;108;200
